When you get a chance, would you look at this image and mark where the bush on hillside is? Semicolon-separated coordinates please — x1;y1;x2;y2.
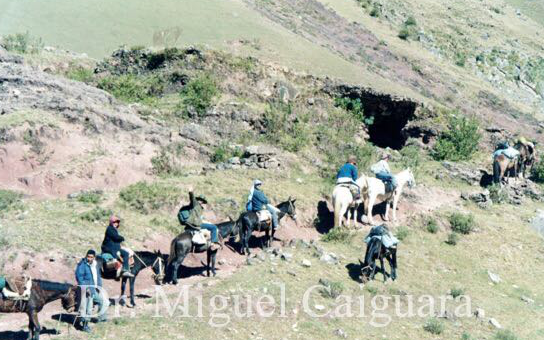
80;206;113;222
531;159;544;183
319;281;344;299
119;181;180;214
77;191;103;204
66;66;94;83
494;330;518;340
423;318;444;335
400;145;422;173
210;143;244;163
322;227;353;243
449;212;475;234
425;217;439;233
432;115;481;161
334;97;373;125
262;103;312;152
0;190;23;211
395;226;410;241
1;32;43;54
488;184;507;204
179;74;219;116
151;142;185;176
98;74;164;103
446;232;459;245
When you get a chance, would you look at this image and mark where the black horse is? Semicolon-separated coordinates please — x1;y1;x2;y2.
360;237;397;282
166;219;240;285
0;280;79;340
96;250;166;307
239;197;297;255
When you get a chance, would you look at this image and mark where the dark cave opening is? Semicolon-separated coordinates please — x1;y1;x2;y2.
334;86;418;150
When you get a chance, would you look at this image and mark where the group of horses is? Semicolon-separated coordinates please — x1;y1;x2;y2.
492;141;536;184
0;198;299;339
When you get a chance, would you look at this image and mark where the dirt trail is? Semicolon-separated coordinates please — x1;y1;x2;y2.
0;184;458;336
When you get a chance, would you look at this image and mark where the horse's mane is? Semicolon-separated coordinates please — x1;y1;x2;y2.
34;280;72;293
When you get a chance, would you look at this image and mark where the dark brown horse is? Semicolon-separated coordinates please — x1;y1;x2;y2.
95;251;166;307
493;153;519;184
166;219;239;285
0;279;78;340
239;198;297;255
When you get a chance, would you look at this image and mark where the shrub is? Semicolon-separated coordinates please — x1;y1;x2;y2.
494;330;518;340
398;28;411;40
79;207;113;222
462;332;473;340
210;143;244;164
369;6;380;17
319;280;344;299
0;190;22;211
425;217;439;233
405;16;417;26
531;159;544;183
262;103;311;152
322;227;353;243
395;226;410;241
423;318;444;335
432;115;481;161
119;181;180;214
449;212;475;234
488;184;507;204
400;145;421;173
450;288;465;299
77;191;102;204
446;233;459;245
1;32;43;54
66;66;94;83
98;74;163;103
151;142;185;176
334;97;373;125
455;51;467;67
180;74;219;116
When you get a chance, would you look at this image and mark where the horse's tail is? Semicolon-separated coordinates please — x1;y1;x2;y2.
493;157;501;184
167;238;178;267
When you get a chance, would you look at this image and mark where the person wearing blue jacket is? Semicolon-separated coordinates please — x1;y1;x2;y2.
336;155;361;199
75;249;108;332
249;180;279;230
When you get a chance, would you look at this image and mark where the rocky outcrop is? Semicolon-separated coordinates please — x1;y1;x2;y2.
216;145;282;171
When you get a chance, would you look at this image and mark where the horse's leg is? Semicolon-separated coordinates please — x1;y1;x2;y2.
171;254;183;285
129;276;136;307
392;193;401;222
120;277;128;306
380;255;387;282
367;195;376;225
211;251;217;277
206;249;211;277
244;228;252;256
263;229;269;249
390;249;397;280
271;228;276;247
384;198;390;221
30;310;40;340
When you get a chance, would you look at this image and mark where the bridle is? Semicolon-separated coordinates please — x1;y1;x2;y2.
133;253;165;283
62;286;78;312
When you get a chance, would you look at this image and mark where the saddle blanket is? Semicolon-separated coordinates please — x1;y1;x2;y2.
257;209;272;223
364;225;399;248
192;229;211;245
493;147;520;160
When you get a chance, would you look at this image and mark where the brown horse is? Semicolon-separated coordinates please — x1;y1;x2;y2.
493;153;519;184
514;142;536;178
0;279;78;340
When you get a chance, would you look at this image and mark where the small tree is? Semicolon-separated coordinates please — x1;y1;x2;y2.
180;74;219;116
433;115;481;161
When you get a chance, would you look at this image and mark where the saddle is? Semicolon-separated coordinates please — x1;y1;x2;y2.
256;209;272;223
364;225;399;248
191;229;211;245
0;276;32;300
100;248;135;278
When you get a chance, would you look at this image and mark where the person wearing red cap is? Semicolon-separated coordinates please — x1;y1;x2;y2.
101;216;134;278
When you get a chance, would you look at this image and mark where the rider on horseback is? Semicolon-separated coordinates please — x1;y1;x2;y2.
371;153;396;192
101;216;134;278
336;155;361;200
248;179;280;230
178;188;221;251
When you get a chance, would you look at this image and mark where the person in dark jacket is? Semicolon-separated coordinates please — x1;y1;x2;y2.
101;216;133;278
336;155;361;199
75;249;108;332
250;180;279;230
178;188;220;251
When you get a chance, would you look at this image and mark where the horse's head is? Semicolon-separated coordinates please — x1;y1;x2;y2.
406;168;416;188
61;285;79;313
152;250;167;285
286;196;298;222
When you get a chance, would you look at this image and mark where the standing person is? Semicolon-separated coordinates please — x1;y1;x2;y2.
336;155;361;200
370;153;396;190
178;187;221;251
250;180;280;230
101;216;134;278
75;249;109;332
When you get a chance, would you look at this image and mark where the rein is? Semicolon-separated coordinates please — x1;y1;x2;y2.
133;253;165;282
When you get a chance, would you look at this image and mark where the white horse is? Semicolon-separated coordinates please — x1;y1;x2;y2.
363;168;416;225
332;176;368;228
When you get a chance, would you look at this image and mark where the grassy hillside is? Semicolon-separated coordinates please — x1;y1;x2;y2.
504;0;544;24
